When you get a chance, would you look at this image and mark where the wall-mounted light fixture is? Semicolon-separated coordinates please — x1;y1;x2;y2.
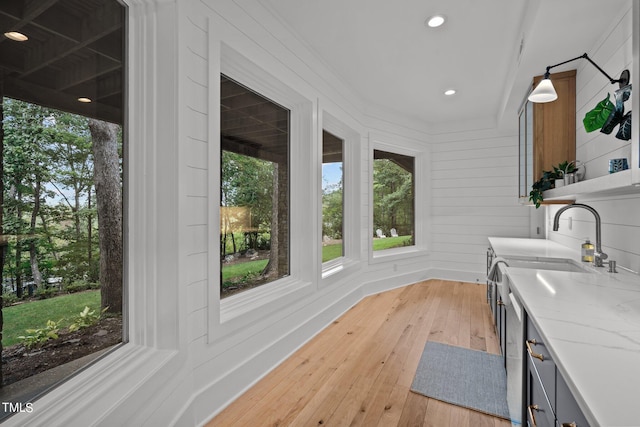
529;53;630;103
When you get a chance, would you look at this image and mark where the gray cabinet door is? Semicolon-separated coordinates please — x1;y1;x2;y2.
556;372;590;427
526;367;555;427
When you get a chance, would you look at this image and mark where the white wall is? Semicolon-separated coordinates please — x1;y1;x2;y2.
429;126;533;283
548;4;640;274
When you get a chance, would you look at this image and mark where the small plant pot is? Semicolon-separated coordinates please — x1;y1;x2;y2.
554;178;564;188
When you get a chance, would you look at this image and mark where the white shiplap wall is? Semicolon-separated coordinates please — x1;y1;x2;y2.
548;4;640;274
430;128;533;281
575;7;634;180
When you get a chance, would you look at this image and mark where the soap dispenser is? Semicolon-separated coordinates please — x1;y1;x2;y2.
581;238;594;262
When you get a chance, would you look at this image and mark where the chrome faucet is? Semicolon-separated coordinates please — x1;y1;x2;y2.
552;203;608;267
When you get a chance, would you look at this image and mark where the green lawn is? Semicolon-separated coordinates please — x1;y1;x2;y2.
222;235;411;284
3;290;101;347
322;244;343;262
222;259;268;281
373;235;412;251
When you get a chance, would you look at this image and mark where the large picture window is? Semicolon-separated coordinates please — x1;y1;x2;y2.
0;0;125;418
220;74;290;298
372;149;414;251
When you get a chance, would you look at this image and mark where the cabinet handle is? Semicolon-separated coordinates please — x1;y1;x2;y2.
561;423;577;427
497;300;505;306
526;339;544;361
528;404;539;427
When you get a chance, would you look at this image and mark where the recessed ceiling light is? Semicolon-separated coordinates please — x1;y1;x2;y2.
77;97;92;103
4;31;28;42
444;89;456;96
426;15;446;28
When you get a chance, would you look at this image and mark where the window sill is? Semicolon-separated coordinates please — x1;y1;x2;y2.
321;257;360;279
3;343;179;426
370;245;428;264
220;277;313;324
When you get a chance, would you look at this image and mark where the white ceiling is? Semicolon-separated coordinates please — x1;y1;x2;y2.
260;0;631;129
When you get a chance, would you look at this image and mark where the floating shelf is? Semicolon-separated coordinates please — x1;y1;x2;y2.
543;169;640;201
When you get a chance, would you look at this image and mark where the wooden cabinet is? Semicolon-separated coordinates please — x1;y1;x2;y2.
518;70;577;200
524;315;591;427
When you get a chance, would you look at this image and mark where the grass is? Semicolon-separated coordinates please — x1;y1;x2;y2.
322;244;343;263
221;235;412;283
373;235;412;251
3;290;101;347
222;259;268;281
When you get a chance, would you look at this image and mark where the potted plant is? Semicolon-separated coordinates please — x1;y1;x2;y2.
553;160;579;185
529;169;560;208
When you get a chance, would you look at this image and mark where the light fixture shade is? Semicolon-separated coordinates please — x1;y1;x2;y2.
528;78;558;103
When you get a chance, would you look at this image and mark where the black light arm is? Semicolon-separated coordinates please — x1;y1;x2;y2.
543;53;630;87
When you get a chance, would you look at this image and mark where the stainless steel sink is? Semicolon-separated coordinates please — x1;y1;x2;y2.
506;257;592;273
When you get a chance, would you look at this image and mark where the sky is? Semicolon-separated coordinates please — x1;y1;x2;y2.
322;162;342;191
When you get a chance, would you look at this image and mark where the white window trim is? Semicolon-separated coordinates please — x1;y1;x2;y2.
369;135;429;264
210;43;316;340
319;108;361;282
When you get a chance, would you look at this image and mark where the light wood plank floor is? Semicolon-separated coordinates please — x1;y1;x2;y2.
208;280;511;427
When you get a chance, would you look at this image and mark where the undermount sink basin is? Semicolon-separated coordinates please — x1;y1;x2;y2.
506;257;592;273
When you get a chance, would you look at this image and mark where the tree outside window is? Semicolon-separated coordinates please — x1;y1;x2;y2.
220;75;290;297
372;149;414;251
0;0;125;414
322;130;343;263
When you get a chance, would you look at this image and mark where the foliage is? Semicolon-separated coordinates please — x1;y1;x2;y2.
529;170;560;208
65;280;99;293
18;319;62;349
2;98;107;295
35;287;58;300
68;306;108;332
616;111;632;141
3;290;100;346
220;151;274;256
596;85;632;140
322;182;344;239
583;94;614;132
2;293;18;307
552;161;577;178
372;158;413;238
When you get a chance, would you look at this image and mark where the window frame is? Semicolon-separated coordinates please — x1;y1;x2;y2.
210;44;315;339
369;136;428;264
219;73;292;297
319;110;361;282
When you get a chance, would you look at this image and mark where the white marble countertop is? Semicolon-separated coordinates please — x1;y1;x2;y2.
489;237;640;427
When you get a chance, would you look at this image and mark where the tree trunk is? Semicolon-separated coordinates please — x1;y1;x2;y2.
73;187;81;239
88;119;122;313
29;180;42;288
87;187;93;278
14;186;23;299
262;163;279;278
262;161;288;279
